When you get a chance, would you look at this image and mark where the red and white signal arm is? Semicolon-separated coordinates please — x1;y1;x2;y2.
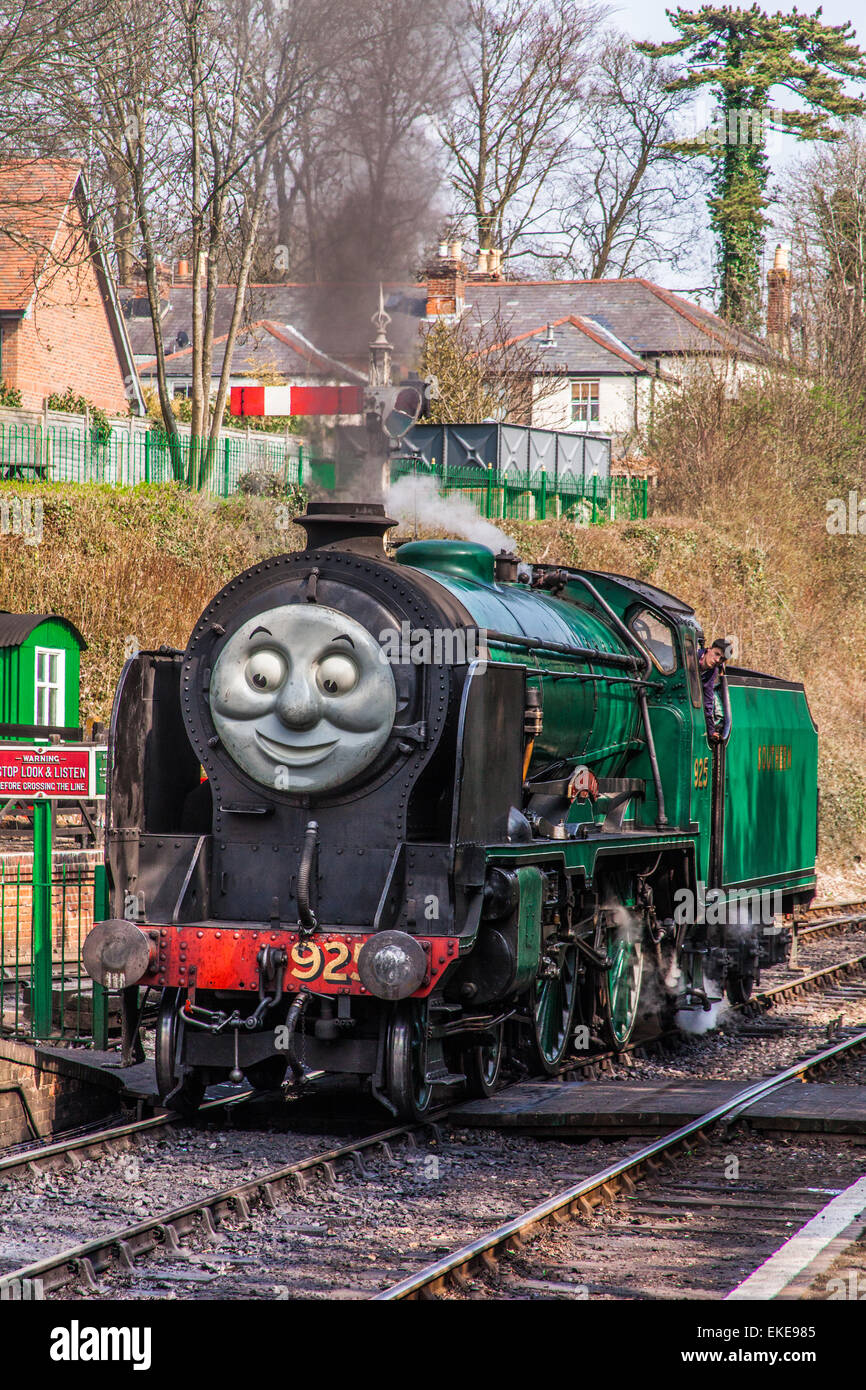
230;385;365;417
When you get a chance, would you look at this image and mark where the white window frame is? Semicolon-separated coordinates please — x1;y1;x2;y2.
34;647;65;727
571;379;600;427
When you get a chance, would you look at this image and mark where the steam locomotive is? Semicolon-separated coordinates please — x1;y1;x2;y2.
84;498;819;1118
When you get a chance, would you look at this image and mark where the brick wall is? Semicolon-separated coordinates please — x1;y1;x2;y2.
0;1038;121;1147
0;849;98;969
2;202;131;415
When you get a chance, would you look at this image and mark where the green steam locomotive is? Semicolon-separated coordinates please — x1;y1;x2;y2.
84;501;819;1118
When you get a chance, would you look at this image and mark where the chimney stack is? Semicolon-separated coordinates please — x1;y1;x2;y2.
767;243;792;353
425;242;466;317
128;258;173;303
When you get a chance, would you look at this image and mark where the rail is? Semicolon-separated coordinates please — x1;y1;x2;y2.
374;1026;866;1300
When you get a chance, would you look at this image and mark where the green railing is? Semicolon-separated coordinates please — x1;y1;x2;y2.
390;458;648;523
0;418;648;522
0;419;304;494
0;853;104;1044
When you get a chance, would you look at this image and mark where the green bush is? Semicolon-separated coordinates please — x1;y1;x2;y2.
0;380;22;407
47;388;112;444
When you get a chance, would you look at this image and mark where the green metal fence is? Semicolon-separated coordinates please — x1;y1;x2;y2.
0;852;106;1044
390;458;648;523
0;417;648;522
0;419;304;494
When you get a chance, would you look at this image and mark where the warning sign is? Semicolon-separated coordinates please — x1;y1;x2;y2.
0;746;106;798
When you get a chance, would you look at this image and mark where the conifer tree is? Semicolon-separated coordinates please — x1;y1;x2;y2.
639;6;866;328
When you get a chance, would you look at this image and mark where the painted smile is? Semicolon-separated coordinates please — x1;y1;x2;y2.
255;731;339;766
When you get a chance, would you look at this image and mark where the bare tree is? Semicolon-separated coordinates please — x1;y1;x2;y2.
0;0;110;160
780;122;866;396
44;0;341;478
533;37;704;279
438;0;605;258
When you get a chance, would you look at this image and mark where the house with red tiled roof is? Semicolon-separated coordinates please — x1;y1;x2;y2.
0;160;143;414
120;244;784;444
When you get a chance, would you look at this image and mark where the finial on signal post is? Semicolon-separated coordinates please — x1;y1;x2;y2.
369;283;393;389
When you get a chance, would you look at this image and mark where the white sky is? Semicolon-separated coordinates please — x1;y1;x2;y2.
610;0;865;48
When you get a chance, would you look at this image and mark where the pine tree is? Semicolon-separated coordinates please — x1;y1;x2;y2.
639;6;866;329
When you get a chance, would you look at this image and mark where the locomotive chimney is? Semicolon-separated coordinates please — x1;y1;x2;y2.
296;500;397;557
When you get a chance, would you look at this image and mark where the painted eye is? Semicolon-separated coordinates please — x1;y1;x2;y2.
244;650;286;693
316;653;358;696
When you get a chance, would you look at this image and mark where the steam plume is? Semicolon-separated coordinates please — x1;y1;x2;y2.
387;473;516;553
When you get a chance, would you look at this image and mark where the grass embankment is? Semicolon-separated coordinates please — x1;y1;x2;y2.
0;367;863;879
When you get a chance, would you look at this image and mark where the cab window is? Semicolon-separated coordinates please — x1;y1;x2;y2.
682;631;703;707
629;608;677;674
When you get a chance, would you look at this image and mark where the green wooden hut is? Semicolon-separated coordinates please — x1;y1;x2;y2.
0;613;86;740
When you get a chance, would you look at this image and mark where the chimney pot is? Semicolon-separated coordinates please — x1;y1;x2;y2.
438;241;449;258
476;248;490;274
449;239;463;261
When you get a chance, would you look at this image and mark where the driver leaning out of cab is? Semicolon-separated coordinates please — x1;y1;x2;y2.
697;638;731;743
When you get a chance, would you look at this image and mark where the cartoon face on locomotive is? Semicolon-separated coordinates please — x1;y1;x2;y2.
85;500;818;1118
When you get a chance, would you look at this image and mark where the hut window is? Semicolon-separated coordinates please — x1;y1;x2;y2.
35;648;65;726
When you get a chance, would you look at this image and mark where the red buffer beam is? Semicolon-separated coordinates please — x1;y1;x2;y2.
230;385;365;417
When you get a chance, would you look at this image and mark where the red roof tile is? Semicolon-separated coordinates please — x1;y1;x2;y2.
0;159;82;313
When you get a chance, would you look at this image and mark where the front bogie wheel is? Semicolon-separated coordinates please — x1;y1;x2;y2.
386;1001;433;1120
155;987;206;1116
464;1022;505;1099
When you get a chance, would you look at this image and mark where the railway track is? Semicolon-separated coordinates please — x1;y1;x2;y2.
375;1026;866;1301
799;900;866;939
2;899;865;1300
0;1115;446;1297
5;1008;866;1301
0;1092;255;1183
